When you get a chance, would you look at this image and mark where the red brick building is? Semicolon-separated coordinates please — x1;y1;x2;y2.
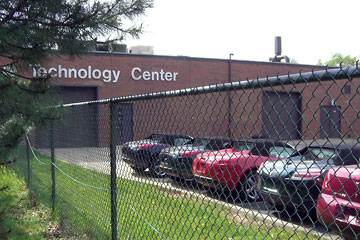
31;52;325;99
33;52;359;145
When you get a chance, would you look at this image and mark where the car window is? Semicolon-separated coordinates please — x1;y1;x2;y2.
149;134;165;142
269;146;294;158
305;148;337;161
222;141;231;148
174;137;192;146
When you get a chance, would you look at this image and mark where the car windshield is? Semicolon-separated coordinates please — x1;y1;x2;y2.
173;137;193;146
268;146;295;158
192;138;210;147
301;147;337;161
205;139;232;150
148;134;166;143
233;142;254;152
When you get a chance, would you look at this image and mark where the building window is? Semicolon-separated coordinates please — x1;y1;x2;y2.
344;85;351;94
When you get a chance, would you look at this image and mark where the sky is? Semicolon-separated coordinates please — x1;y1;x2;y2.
125;0;360;65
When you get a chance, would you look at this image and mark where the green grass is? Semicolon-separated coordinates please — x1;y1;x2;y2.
13;147;322;240
0;166;60;239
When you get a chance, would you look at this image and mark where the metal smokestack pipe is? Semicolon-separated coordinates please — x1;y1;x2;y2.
275;36;282;56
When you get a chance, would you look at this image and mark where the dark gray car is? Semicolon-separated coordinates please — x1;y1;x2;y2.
257;142;360;213
121;133;193;177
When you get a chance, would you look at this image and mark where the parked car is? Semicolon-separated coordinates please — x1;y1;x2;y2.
257;142;360;213
121;133;193;177
159;137;237;181
192;139;294;201
317;165;360;239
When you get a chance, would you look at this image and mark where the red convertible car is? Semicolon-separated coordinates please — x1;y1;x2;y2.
317;165;360;239
192;139;294;201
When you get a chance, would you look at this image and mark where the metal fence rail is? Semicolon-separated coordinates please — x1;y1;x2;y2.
16;65;360;240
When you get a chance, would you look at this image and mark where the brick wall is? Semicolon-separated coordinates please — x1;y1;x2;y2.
36;52;359;142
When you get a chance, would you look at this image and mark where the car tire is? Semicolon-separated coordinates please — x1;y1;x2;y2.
150;159;166;178
183;174;194;182
240;169;261;202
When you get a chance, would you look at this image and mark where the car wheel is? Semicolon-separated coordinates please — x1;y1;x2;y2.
150;160;166;178
240;169;261;202
182;173;194;182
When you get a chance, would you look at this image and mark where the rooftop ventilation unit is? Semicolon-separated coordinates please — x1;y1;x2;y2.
111;44;127;53
129;46;154;55
95;42;110;52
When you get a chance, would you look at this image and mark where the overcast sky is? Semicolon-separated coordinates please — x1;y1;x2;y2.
125;0;360;65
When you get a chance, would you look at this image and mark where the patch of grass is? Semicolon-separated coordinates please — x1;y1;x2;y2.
14;150;321;240
0;166;60;239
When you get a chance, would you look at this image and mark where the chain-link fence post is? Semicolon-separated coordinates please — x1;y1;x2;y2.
227;54;233;138
50;122;56;212
25;137;31;188
110;101;118;240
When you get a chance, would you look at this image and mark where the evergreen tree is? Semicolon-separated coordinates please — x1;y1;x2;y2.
0;0;153;163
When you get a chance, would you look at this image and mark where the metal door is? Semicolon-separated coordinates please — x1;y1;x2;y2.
114;103;133;145
262;91;302;140
320;106;341;138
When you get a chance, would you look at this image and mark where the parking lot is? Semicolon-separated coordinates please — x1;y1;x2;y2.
36;141;349;240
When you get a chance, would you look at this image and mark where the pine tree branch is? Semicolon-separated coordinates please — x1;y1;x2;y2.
0;68;34;81
0;0;28;24
15;81;49;94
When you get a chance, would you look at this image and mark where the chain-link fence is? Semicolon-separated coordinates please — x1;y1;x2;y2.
16;65;360;239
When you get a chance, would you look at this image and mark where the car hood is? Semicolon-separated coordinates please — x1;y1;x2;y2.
260;156;333;178
196;149;251;162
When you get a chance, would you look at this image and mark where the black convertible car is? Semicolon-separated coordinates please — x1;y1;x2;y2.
121;133;193;177
257;142;360;213
159;137;237;181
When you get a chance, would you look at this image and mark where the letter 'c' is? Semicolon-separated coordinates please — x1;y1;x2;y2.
131;67;142;80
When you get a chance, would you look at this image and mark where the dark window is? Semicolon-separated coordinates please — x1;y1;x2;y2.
344;85;351;94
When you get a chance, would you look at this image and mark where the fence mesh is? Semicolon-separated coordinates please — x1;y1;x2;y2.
15;65;360;240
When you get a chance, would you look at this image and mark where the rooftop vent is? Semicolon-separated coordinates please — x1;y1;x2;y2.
269;36;289;63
